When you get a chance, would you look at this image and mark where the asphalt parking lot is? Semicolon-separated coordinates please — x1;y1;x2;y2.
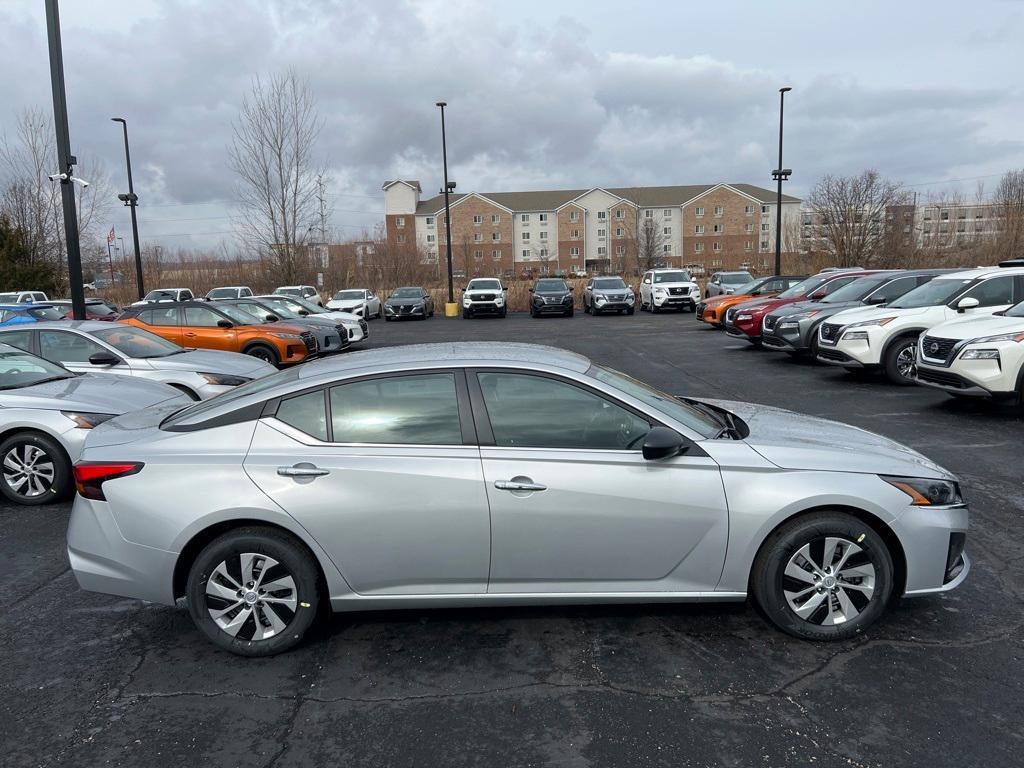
3;310;1021;768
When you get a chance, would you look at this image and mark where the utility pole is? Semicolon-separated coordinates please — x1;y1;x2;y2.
436;102;455;305
112;118;145;299
44;0;86;320
772;87;793;276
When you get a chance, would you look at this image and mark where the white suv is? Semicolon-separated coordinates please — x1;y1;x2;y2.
914;299;1024;404
817;266;1024;384
639;269;700;312
461;278;507;318
273;285;323;307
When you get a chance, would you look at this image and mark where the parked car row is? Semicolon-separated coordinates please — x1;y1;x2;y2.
696;262;1024;406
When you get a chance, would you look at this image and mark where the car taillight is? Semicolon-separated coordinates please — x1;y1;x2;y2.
73;462;144;500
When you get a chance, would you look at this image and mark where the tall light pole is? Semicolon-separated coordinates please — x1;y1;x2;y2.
44;0;86;320
771;86;793;276
111;117;145;299
436;101;455;305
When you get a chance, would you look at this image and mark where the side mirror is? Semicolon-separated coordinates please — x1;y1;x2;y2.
643;279;651;284
217;319;233;328
866;295;887;305
88;351;121;366
642;426;687;461
298;310;310;316
265;314;279;322
528;287;534;293
956;297;980;313
809;290;827;300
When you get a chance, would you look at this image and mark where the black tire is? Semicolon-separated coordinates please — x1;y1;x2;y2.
566;307;574;317
376;306;383;319
244;343;280;366
883;336;918;385
0;432;72;506
583;301;591;314
384;314;392;322
462;308;471;319
500;307;507;318
626;306;635;315
808;327;822;360
530;306;537;318
751;511;894;641
186;526;321;657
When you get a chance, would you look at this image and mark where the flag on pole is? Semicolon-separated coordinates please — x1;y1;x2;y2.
107;226;116;245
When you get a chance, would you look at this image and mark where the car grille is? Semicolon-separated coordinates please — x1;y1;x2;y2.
399;304;414;313
696;303;706;319
668;287;685;295
819;322;842;342
916;367;969;389
817;348;850;363
474;293;496;301
300;331;317;354
920;335;958;363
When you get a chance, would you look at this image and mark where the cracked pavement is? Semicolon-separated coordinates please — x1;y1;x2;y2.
2;312;1021;767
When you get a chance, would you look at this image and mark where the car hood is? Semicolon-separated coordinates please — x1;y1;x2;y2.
926;313;1024;340
696;398;953;480
315;310;360;324
769;299;858;319
143;349;276;377
829;304;930;325
327;300;365;310
0;373;187;414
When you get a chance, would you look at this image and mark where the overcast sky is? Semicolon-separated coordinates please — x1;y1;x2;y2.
2;0;1022;251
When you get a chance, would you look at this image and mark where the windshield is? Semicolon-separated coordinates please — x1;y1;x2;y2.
333;290;365;300
535;279;568;292
720;272;752;284
391;288;423;298
589;365;720;439
85;302;115;316
593;278;627;290
468;279;502;290
0;345;73;390
0;293;21;303
217;305;264;325
206;288;238;299
93;326;183;358
888;278;972;309
653;271;691;284
777;275;831;299
820;276;889;304
275;288;301;296
27;307;66;321
232;302;280;321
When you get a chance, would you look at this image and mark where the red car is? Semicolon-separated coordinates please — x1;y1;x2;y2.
48;299;119;321
723;270;879;345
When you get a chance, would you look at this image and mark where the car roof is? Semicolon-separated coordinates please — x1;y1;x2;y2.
3;320;118;332
209;286;249;290
940;265;1024;280
0;303;55;310
297;342;591;379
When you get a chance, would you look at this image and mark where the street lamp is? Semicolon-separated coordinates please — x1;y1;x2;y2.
771;86;792;276
111;117;145;299
436;101;455;307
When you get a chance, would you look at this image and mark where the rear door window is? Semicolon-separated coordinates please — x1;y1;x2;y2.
139;307;179;326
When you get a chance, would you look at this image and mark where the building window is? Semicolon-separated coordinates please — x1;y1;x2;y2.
761;205;769;214
521;249;530;260
695;207;704;217
616;227;624;237
694;242;704;253
760;240;770;250
474;249;482;259
663;209;672;217
426;234;436;243
597;229;606;238
761;223;770;232
745;205;754;215
616;245;625;255
492;249;501;258
663;227;672;235
745;223;754;233
473;214;482;225
712;259;722;267
569;210;579;222
539;213;548;223
474;233;483;242
713;242;721;252
597;211;606;220
595;246;606;256
744;241;753;251
571;229;580;239
540;248;549;258
539;231;548;240
695;225;704;234
663;244;672;254
570;247;580;257
713;224;723;233
492;232;501;241
395;217;405;228
714;206;724;217
521;232;530;242
521;214;530;224
426;217;435;226
941;210;950;221
397;234;405;243
645;209;654;219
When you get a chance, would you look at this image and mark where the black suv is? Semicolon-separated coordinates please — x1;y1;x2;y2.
529;278;574;317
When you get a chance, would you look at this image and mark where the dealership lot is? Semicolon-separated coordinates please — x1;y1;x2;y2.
2;312;1021;768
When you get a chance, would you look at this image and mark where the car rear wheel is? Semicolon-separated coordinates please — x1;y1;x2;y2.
883;337;918;385
244;343;280;366
186;527;321;657
752;511;893;640
0;432;71;506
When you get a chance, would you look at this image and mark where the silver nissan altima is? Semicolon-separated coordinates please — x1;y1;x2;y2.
67;342;969;656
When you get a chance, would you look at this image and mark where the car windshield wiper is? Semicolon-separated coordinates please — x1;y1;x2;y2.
0;374;75;390
680;397;744;440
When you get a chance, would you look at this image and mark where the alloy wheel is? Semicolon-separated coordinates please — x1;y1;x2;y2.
782;537;876;625
204;553;298;641
896;344;916;379
3;443;56;498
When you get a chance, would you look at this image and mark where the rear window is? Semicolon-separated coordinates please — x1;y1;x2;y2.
27;307;66;321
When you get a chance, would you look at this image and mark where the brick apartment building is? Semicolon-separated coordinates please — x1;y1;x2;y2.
383;180;802;278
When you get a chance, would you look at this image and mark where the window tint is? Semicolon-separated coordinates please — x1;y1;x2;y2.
329;373;461;444
139;307;178;326
962;276;1015;307
477;372;650;450
27;307;65;321
39;331;106;363
0;330;32;351
276;391;328;441
184;306;225;327
868;276;920;304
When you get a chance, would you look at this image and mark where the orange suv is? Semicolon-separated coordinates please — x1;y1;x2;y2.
118;301;317;366
696;274;806;327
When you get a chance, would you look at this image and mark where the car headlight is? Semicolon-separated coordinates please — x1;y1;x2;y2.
736;313;753;321
653;288;666;295
199;372;252;386
385;304;396;313
626;293;635;302
843;331;869;341
882;475;962;506
845;317;897;329
595;294;606;302
62;411;116;429
463;297;472;306
495;297;504;305
967;331;1024;344
272;332;303;340
959;349;1000;360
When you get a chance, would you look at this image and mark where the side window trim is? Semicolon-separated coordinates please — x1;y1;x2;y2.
465;367;661;451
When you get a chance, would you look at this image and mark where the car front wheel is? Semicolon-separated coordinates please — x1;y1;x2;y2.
0;432;71;505
752;511;894;641
186;526;321;657
883;337;918;385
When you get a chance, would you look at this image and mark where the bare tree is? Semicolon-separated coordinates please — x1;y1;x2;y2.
637;216;666;273
992;169;1024;261
805;170;911;268
229;71;324;285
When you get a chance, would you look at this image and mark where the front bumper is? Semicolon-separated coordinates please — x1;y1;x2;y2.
385;304;426;318
593;298;634;311
652;294;695;309
67;496;177;605
914;361;1018;399
533;300;573;314
891;503;970;596
464;301;506;314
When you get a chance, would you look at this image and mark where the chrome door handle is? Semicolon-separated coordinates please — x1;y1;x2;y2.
494;480;547;492
277;465;330;477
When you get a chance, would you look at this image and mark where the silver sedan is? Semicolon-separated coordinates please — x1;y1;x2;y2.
0;342;188;505
0;321;277;400
68;342;968;656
